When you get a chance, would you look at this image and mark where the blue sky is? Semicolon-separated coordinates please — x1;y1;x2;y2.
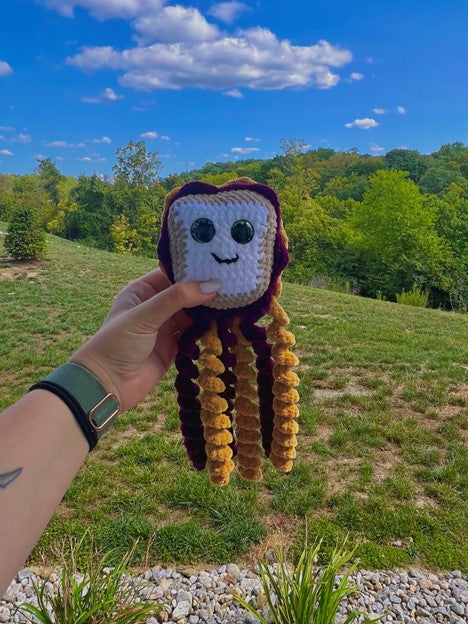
0;0;467;177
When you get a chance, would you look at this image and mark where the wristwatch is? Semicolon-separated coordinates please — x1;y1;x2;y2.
29;362;120;450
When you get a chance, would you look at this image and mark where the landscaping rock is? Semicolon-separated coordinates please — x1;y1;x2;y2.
1;566;466;623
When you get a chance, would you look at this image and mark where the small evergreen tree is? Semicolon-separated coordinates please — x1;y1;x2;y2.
4;205;46;260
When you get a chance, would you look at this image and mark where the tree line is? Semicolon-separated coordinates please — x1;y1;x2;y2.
0;140;466;310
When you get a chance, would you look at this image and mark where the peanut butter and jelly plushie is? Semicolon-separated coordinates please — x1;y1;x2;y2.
157;178;299;485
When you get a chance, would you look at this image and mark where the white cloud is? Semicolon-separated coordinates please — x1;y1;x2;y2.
81;88;122;103
91;136;112;143
0;61;13;77
103;87;123;100
10;133;32;143
245;136;261;142
0;149;14;156
160;135;170;140
140;131;158;139
231;146;260;154
81;95;101;103
42;0;162;19
350;72;364;81
56;156;64;161
135;5;219;44
367;56;376;64
373;107;385;115
345;118;379;129
0;126;15;132
396;105;406;114
68;31;352;92
208;1;249;24
224;88;244;98
77;155;106;161
46;140;86;147
369;143;384;153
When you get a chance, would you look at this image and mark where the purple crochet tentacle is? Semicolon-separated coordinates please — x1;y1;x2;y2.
175;319;211;470
239;316;275;456
217;317;238;457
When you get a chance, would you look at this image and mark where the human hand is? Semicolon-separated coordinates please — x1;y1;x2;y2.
70;269;221;412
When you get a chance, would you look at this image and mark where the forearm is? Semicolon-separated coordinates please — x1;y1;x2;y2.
0;389;88;595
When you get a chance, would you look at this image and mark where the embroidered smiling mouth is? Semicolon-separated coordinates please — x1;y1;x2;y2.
212;252;239;265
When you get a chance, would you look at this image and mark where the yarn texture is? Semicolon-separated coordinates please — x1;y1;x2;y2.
157;178;299;485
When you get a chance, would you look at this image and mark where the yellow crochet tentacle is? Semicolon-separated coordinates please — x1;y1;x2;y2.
266;286;300;473
199;322;234;485
231;320;263;482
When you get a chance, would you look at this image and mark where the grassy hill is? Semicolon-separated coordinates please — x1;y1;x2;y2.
1;227;467;572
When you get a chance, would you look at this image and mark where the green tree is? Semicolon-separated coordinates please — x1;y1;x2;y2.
4;205;46;260
64;175;115;248
384;148;428;182
0;174;16;220
322;174;368;201
428;189;468;310
200;171;240;185
286;198;332;278
111;214;140;254
133;203;160;257
419;165;462;195
276;138;319;219
113;141;161;188
11;175;52;226
351;170;449;300
432;142;466;161
37;158;63;204
108;178;164;256
44;178;79;235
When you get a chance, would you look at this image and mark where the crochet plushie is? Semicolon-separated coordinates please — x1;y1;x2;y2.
157;178;299;485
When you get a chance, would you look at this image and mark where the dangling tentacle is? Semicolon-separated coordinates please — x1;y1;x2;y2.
198;322;235;485
217;317;238;457
239;317;275;456
175;318;211;470
266;286;300;472
232;319;263;482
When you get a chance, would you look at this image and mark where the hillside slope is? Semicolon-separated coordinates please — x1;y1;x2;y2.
1;230;467;571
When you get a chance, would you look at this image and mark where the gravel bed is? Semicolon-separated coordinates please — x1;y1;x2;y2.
1;565;466;623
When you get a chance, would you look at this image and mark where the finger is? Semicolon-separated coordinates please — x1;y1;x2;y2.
158;310;191;342
107;270;171;321
125;279;221;333
139;268;171;293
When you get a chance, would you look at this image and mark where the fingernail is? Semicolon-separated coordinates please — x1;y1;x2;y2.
199;279;222;294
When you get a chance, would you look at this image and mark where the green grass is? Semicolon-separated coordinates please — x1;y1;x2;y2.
1;225;467;571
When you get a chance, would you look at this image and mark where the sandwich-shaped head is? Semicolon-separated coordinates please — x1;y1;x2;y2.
158;179;288;310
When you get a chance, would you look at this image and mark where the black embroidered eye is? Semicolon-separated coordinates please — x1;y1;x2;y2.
191;218;215;243
231;220;254;244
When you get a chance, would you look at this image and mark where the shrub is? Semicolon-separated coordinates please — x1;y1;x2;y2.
235;538;379;624
20;532;162;624
4;205;46;260
396;285;429;307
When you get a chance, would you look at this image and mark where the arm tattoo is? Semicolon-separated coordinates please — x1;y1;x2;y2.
0;467;23;489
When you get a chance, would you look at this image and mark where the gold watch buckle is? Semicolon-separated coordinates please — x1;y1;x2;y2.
88;394;120;431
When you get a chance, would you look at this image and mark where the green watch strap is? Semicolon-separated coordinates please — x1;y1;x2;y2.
44;363;120;438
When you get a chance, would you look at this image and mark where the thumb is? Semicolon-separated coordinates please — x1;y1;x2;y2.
124;279;221;333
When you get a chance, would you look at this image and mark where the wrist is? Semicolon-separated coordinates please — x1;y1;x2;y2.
29;361;120;451
69;350;122;408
